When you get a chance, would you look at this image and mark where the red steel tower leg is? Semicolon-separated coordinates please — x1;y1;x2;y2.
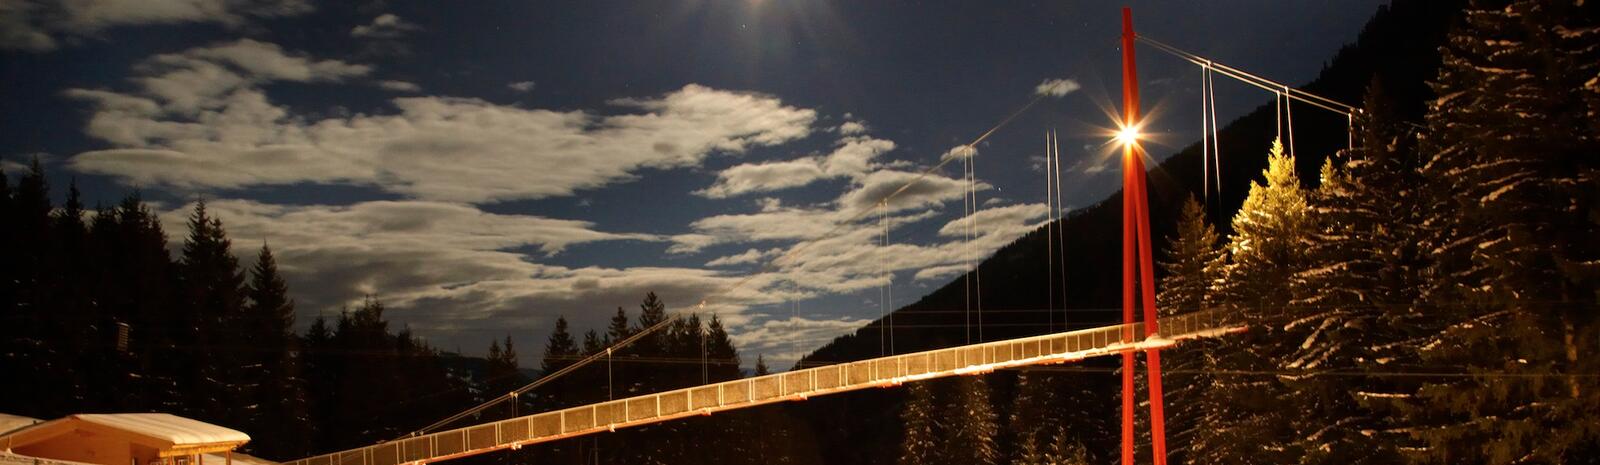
1119;7;1139;465
1120;8;1169;465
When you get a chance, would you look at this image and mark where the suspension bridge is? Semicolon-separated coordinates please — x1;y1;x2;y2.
286;9;1359;465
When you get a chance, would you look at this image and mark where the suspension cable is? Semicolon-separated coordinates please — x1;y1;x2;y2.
1284;85;1296;159
1200;65;1211;203
394;70;1054;442
1137;35;1356;116
1052;130;1067;330
966;138;979;341
1207;66;1221;197
1045;131;1055;333
883;199;896;357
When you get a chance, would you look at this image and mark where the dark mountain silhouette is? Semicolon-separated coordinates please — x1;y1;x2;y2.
787;1;1465;463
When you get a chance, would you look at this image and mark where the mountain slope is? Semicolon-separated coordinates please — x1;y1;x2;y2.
784;2;1465;463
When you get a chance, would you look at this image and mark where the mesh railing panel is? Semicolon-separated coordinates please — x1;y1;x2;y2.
289;310;1237;465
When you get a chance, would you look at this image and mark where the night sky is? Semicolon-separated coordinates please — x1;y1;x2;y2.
0;0;1384;368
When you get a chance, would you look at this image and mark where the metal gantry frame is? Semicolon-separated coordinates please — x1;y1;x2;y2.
287;310;1242;465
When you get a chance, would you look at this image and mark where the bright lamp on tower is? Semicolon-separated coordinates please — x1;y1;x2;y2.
1115;124;1141;147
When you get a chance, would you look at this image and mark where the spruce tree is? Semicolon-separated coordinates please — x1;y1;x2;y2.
1399;1;1600;463
705;315;741;381
941;376;999;465
1192;138;1309;465
543;316;578;374
1283;80;1427;465
898;381;939;465
178;199;248;426
582;329;604;354
0;168;12;412
245;244;311;458
53;180;95;409
3;158;57;417
1153;196;1226;465
117;193;180;412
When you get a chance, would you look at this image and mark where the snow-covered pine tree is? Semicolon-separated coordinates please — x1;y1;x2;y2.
1280;79;1429;465
1008;370;1064;465
1191;138;1309;465
898;381;939;465
1151;195;1227;465
941;376;1000;465
1399;1;1600;463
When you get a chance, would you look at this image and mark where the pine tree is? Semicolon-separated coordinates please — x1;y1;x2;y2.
898;381;939;465
1008;371;1065;465
0;168;13;413
1152;196;1227;465
541;316;578;411
2;158;58;417
754;355;770;376
607;307;633;343
244;244;311;458
53;180;96;409
1282;80;1427;465
582;329;604;354
178;198;249;426
705;315;741;381
1192;138;1310;465
941;376;999;465
1397;1;1600;463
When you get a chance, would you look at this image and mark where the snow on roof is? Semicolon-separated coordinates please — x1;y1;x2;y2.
0;414;41;437
73;414;249;446
203;452;279;465
1;451;98;465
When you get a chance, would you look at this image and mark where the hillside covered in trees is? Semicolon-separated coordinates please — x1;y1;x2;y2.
794;0;1597;464
2;1;1595;465
0;170;809;463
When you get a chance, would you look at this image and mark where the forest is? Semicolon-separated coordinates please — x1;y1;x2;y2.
2;0;1596;464
801;0;1598;464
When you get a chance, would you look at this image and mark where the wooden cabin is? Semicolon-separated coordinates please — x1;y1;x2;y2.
0;414;249;465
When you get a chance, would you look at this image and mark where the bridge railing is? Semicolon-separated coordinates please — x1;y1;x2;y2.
288;309;1236;465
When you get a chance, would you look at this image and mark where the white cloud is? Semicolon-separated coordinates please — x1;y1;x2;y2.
913;264;969;282
65;41;819;203
730;315;870;367
836;168;975;214
378;80;420;92
153;198;805;358
0;0;312;52
822;137;894;178
705;248;782;267
507;81;536;93
350;13;418;39
695;136;895;199
694;158;825;199
837;121;866;135
1035;78;1082;97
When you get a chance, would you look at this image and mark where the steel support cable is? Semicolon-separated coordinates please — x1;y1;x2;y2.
1136;35;1357;116
392;79;1052;443
1285;85;1297;158
1045;131;1056;334
1052;130;1068;330
883;199;896;357
1207;66;1221;197
404;315;673;437
1201;65;1211;203
971;142;984;343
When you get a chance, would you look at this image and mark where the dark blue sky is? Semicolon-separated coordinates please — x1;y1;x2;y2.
0;0;1384;367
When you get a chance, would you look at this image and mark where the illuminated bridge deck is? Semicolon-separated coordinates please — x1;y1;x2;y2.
289;309;1240;465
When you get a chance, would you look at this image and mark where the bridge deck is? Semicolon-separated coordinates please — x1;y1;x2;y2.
288;310;1239;465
